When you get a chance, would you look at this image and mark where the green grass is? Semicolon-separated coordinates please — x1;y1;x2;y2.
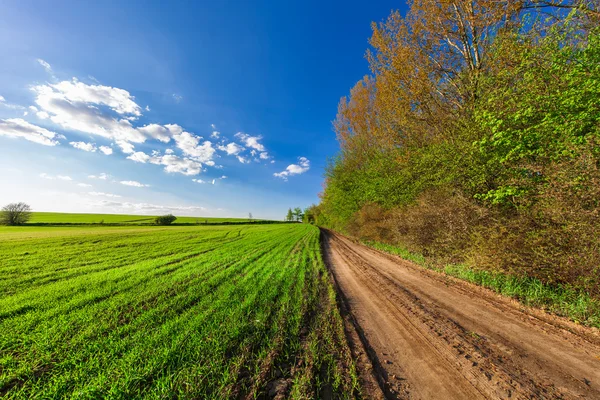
0;224;359;398
28;212;255;225
364;240;600;329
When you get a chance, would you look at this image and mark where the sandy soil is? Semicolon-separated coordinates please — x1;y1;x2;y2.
321;229;600;399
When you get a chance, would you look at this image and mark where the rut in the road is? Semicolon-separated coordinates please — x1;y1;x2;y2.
322;229;600;400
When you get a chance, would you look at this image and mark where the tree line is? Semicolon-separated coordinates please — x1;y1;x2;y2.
284;207;319;224
313;1;600;296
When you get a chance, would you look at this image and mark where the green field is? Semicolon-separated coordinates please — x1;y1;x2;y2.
0;224;358;398
28;212;255;225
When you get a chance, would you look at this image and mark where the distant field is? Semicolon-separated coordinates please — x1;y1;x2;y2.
28;212;255;224
0;224;358;398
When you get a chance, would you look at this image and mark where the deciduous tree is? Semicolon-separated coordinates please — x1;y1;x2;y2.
0;202;32;225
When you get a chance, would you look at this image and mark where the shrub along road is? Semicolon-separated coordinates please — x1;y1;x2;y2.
322;229;600;399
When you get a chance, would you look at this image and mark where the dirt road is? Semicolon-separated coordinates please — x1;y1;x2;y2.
321;229;600;399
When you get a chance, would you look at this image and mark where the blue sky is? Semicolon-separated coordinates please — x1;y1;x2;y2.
0;0;405;220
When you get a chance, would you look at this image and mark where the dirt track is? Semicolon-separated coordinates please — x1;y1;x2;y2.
321;229;600;399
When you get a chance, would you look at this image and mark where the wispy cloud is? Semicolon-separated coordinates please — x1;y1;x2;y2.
37;58;53;74
40;173;72;181
120;180;149;188
0;118;64;146
192;175;227;185
210;124;220;139
88;191;121;198
88;173;111;180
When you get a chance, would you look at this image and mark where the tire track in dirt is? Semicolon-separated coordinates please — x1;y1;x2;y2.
321;229;600;399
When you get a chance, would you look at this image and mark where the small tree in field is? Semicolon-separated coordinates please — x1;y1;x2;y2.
0;202;32;225
155;214;177;225
286;208;294;222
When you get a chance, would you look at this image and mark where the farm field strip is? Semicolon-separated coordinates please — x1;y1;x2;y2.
0;224;358;398
27;212;253;225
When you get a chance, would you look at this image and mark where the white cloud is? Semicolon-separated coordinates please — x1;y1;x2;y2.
168;125;216;163
127;150;202;176
99;145;113;155
0;95;4;102
274;157;310;180
88;173;110;180
53;79;141;115
40;173;72;180
77;183;93;187
120;180;149;187
0;118;64;146
137;124;171;143
115;139;135;154
259;152;270;160
127;151;150;163
32;79;147;146
173;94;182;103
37;59;53;74
236;155;250;164
24;75;230;175
218;142;244;155
155;154;202;176
70;141;97;152
23;111;28;116
192;175;226;185
89;191;121;198
145;105;150;112
235;132;266;151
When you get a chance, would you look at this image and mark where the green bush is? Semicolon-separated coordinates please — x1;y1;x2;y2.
154;214;177;225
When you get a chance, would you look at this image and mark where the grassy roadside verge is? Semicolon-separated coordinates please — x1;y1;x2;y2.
364;241;600;329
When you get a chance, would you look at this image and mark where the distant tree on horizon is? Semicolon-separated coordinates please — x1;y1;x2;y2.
286;208;294;222
293;207;303;222
0;202;32;226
